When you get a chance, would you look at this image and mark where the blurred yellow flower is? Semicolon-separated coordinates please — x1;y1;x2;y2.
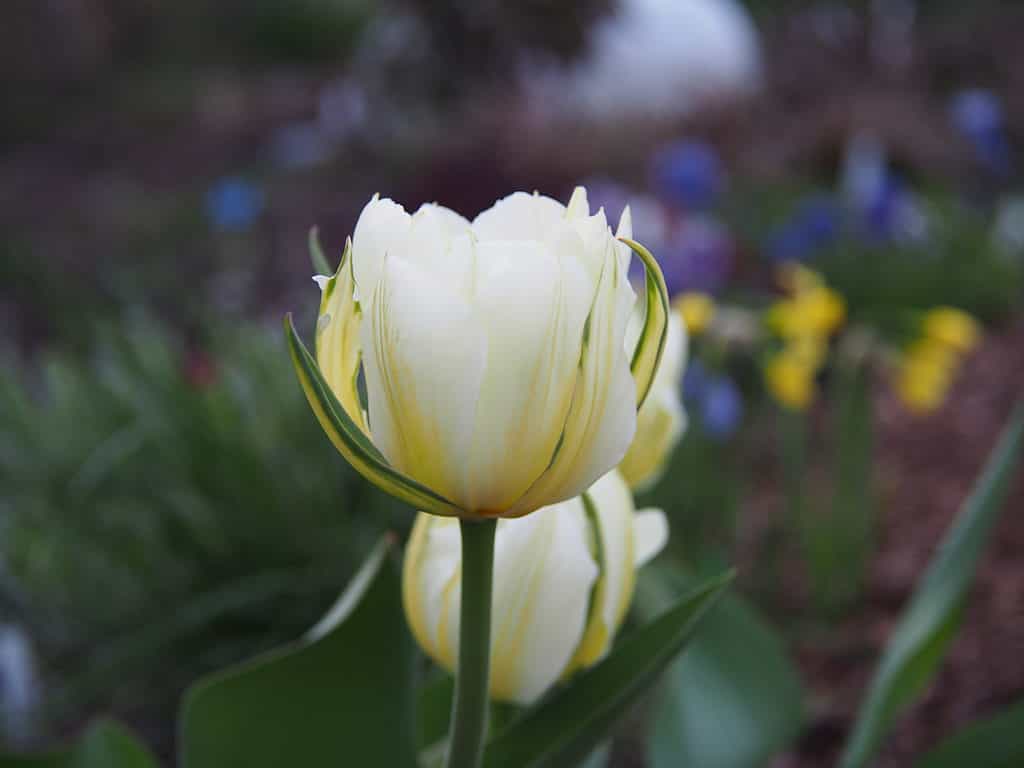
896;340;956;414
922;307;980;353
777;262;824;294
766;287;846;340
675;292;715;335
765;349;816;410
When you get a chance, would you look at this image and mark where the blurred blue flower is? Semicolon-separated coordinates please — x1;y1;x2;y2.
861;173;928;244
682;358;710;403
766;196;840;262
700;375;744;440
651;140;724;210
205;178;265;232
659;217;733;296
950;89;1012;176
0;625;38;747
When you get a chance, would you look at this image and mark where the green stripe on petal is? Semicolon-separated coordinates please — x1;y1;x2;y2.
314;237;370;436
619;236;670;410
308;226;333;275
284;313;463;517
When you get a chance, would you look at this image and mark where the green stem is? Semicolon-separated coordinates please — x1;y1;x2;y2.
446;518;497;768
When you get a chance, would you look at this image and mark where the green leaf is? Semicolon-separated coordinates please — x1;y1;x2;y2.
840;401;1024;768
284;313;462;517
481;570;734;768
309;227;333;275
917;698;1024;768
179;536;418;768
0;719;157;768
618;237;670;410
635;563;803;768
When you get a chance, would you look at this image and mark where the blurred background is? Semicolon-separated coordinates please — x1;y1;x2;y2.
1;0;1023;765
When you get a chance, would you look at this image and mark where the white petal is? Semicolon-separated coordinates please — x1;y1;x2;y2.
407;206;476;297
361;255;487;506
589;470;637;636
416;202;472;239
351;195;412;302
462;239;591;514
489;501;598;703
634;508;669;567
402;514;462;668
615;205;634;274
566;186;590;219
471;191;565;241
508;241;638;515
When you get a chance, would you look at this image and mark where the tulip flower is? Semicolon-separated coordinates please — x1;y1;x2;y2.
286;187;669;768
402;470;668;704
286;187;669;521
619;314;688;490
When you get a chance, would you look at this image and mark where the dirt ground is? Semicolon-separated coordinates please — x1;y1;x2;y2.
770;320;1024;766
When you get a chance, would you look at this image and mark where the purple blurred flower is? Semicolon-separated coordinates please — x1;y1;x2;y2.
861;174;928;244
205;178;265;232
651;140;724;210
659;216;733;296
682;358;710;404
700;375;744;440
950;89;1012;176
766;196;840;262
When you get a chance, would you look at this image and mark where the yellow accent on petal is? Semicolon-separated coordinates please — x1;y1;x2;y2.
314;238;369;436
674;292;715;335
923;307;981;353
401;514;433;656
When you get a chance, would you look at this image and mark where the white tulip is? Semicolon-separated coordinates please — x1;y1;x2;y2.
618;313;688;491
402;470;668;704
290;186;670;519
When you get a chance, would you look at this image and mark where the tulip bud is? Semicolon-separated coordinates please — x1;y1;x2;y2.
618;314;688;491
402;470;668;704
288;187;671;520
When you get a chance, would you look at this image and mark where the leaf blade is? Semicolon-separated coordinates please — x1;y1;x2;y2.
482;570;734;768
178;536;418;768
839;401;1024;768
284;313;462;517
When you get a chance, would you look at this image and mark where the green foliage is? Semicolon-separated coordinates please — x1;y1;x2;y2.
635;563;804;768
917;698;1024;768
0;720;156;768
0;321;405;736
481;570;733;768
179;536;417;768
840;401;1024;768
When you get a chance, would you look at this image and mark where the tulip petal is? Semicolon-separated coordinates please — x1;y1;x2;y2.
620;236;670;409
284;314;462;517
314;237;368;436
406;504;598;705
471;191;565;241
461;239;591;514
351;195;412;302
633;508;669;567
361;254;489;507
565;471;637;673
402;513;462;668
489;502;598;703
507;241;638;516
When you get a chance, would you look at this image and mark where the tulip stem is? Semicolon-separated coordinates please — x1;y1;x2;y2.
446;517;497;768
